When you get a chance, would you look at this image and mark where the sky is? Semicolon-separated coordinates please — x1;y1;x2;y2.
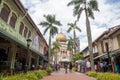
20;0;120;51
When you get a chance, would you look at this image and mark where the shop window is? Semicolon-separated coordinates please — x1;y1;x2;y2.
28;31;31;38
0;4;10;22
24;27;28;38
19;22;24;35
9;12;17;28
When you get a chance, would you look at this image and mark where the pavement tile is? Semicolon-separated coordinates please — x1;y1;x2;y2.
42;68;96;80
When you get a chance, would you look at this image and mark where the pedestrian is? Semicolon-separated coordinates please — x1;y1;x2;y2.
57;63;60;71
64;63;68;74
86;60;91;71
100;61;104;72
54;63;58;71
77;63;81;72
103;60;107;72
69;62;73;73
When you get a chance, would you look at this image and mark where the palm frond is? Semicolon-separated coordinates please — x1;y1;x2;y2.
39;21;50;27
43;26;50;35
67;0;75;6
67;27;72;33
67;0;84;6
89;0;99;11
52;41;61;52
76;7;83;21
87;7;94;19
76;26;81;32
54;20;62;26
50;26;58;37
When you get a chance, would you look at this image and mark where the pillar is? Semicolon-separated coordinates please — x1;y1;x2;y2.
7;42;17;74
36;55;39;69
28;52;32;70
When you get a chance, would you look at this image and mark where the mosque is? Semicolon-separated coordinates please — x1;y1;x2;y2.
53;32;71;67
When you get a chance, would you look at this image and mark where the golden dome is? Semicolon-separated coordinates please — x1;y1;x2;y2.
56;32;67;42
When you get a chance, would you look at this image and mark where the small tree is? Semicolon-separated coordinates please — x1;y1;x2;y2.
72;53;83;62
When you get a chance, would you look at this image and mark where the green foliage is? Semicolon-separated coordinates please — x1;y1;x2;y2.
46;66;53;75
0;73;3;80
72;53;83;62
26;72;38;80
51;41;61;56
86;71;120;80
2;70;48;80
72;67;77;71
86;71;97;77
37;70;48;77
67;36;74;50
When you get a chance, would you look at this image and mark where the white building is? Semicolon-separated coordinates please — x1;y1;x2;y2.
53;32;71;67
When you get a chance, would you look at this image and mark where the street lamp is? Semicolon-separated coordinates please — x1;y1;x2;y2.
27;38;32;48
104;34;111;71
24;38;32;73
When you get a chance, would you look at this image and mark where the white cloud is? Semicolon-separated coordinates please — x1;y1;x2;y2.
20;0;120;51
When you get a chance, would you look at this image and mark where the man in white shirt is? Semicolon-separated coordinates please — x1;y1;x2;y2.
86;60;91;71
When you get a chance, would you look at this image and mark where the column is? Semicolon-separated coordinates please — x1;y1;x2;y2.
7;42;17;74
28;52;32;70
36;55;39;69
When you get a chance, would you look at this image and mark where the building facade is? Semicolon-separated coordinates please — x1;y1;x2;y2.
0;0;48;73
52;32;71;67
81;25;120;71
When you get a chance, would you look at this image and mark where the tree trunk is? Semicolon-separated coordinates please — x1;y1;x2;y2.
85;8;95;71
74;29;76;54
48;32;52;65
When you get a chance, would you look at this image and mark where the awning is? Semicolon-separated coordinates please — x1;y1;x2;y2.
94;49;120;60
94;53;107;60
0;29;45;59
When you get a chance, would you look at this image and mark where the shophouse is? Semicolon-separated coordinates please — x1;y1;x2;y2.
0;0;48;73
81;25;120;71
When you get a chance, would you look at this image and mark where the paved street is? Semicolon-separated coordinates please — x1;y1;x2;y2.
42;68;96;80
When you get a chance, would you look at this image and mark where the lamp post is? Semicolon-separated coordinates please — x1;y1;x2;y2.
24;38;32;73
104;34;111;71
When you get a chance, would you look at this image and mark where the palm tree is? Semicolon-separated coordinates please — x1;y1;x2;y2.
67;21;81;54
52;41;61;64
67;0;99;71
67;36;74;61
39;14;62;64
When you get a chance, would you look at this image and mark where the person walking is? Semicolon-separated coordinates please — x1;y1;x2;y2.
64;63;68;74
54;63;58;71
69;62;73;73
86;60;91;71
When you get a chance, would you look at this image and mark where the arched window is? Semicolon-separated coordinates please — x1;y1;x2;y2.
9;12;17;28
24;27;28;38
28;30;31;38
0;4;10;22
19;22;24;35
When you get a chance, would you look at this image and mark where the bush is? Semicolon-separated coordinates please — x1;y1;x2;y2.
86;71;97;77
3;70;48;80
0;74;4;80
26;72;38;80
38;70;48;77
86;71;120;80
72;67;77;71
46;66;53;75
